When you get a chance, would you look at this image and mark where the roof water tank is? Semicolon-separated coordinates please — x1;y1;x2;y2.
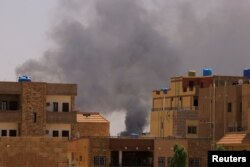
18;75;31;82
203;68;213;76
188;70;196;77
243;68;250;79
161;88;169;94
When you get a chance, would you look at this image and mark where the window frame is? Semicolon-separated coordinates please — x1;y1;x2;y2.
52;130;59;137
187;126;197;134
62;102;69;112
9;129;17;137
94;156;106;166
53;102;59;112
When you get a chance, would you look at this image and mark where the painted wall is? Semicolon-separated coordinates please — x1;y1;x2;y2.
0;122;18;136
46;123;71;137
46;95;72;112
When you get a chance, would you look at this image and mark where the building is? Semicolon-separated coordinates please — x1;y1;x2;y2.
68;136;210;167
0;81;109;138
3;68;250;166
0;81;109;167
150;68;250;150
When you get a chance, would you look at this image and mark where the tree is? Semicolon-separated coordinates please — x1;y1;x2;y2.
170;144;188;167
214;144;226;151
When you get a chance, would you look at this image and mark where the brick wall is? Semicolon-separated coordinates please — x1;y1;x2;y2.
173;111;199;137
21;82;46;136
89;137;110;167
0;137;68;167
154;138;187;167
188;139;211;167
71;122;110;137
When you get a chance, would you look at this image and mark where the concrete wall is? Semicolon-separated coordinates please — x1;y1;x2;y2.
89;137;110;167
0;111;21;123
153;138;211;167
242;85;250;132
154;138;187;167
188;139;211;167
46;83;77;96
68;138;89;167
46;95;72;112
46;123;71;137
199;85;244;141
0;137;68;167
0;82;21;94
150;111;173;137
173;111;198;138
46;111;76;124
72;122;110;138
0;123;18;136
69;137;110;167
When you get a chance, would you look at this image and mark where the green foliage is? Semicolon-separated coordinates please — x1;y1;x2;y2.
214;144;226;151
170;144;188;167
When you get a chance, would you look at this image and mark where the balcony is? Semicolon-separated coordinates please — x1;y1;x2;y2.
0;110;21;122
46;111;76;123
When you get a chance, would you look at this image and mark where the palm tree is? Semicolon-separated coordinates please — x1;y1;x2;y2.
170;144;188;167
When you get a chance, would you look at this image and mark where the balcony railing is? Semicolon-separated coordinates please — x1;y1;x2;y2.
0;110;21;122
46;111;76;123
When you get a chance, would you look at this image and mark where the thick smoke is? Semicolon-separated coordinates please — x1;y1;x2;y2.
17;0;250;134
16;0;179;135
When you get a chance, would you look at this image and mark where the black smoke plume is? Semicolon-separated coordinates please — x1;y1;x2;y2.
17;0;250;135
16;0;179;135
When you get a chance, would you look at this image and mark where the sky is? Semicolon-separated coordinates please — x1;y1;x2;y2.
0;1;57;81
2;0;250;135
0;0;127;135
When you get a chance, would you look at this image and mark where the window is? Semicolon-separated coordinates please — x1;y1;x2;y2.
158;157;165;167
1;130;7;136
187;126;197;134
53;102;58;112
189;158;200;167
33;112;37;123
9;130;17;137
193;96;198;107
62;130;69;137
79;156;82;161
1;101;7;110
200;82;204;88
62;103;69;112
9;101;18;110
52;130;59;137
94;156;106;166
189;81;194;91
227;103;232;112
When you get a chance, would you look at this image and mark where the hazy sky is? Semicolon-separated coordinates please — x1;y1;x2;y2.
0;1;57;81
2;0;250;135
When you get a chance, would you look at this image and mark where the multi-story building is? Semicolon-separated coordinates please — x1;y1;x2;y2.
150;68;250;149
0;80;109;167
0;81;109;138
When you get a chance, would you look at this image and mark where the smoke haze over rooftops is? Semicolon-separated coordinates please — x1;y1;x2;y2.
16;0;250;134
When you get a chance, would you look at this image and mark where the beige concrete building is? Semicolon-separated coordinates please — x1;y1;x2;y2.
68;136;210;167
0;81;109;167
150;69;250;150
